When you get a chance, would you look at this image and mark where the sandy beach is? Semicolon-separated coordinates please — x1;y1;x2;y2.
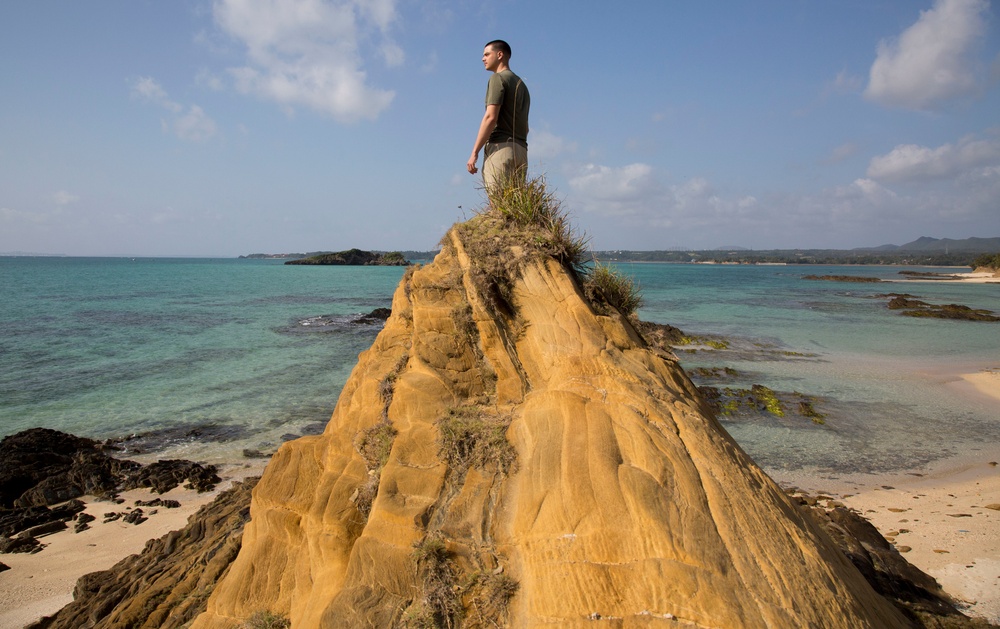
771;366;1000;624
0;463;263;629
900;270;1000;284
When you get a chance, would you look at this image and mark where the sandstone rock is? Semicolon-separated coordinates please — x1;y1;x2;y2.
190;227;915;628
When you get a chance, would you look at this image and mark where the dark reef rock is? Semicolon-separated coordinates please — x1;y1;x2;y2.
351;307;392;325
284;248;410;266
803;274;883;283
0;535;42;553
0;428;220;554
27;477;258;629
886;296;999;322
122;459;220;494
634;319;686;352
0;428;125;508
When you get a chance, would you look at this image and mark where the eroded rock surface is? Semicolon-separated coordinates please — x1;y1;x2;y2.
188;227;920;628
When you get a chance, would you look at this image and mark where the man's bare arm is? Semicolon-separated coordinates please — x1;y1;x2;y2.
467;104;500;174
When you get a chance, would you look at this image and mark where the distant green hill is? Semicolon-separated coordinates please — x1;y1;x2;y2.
860;236;1000;253
284;249;410;266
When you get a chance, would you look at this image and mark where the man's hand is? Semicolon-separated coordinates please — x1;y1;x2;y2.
468;104;498;176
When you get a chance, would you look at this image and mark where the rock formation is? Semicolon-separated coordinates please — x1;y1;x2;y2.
285;249;410;266
189;214;915;628
28;478;258;629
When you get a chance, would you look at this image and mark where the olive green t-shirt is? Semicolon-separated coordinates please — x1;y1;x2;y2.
485;69;529;148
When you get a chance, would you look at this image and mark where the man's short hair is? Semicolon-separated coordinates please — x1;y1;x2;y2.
486;39;512;59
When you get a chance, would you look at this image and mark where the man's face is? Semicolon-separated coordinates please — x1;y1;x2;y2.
482;46;502;72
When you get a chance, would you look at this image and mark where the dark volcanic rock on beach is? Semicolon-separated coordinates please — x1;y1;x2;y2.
0;428;127;508
122;459;220;494
0;428;220;554
28;477;259;629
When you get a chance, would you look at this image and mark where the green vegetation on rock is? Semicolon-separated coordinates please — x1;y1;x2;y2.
285;248;410;266
584;262;643;317
971;252;1000;272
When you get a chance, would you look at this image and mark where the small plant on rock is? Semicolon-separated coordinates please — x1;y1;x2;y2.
583;262;642;317
402;534;461;629
240;610;290;629
438;406;517;476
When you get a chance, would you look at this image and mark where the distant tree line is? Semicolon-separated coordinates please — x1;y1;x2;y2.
591;250;995;267
972;253;1000;271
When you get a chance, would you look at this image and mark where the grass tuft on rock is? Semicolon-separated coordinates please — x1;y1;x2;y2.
438;406;517;476
583;262;643;317
402;534;461;629
240;610;290;629
457;172;590;316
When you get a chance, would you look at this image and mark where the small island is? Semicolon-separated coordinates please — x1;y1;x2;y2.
284;249;410;266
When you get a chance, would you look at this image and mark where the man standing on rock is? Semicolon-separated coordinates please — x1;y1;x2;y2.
466;39;530;190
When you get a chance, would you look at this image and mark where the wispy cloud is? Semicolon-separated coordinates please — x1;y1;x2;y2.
823;142;860;165
131;77;218;142
212;0;399;122
53;191;80;206
529;130;578;161
865;0;990;110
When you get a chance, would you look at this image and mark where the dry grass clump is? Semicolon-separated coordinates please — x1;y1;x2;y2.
402;535;461;629
357;418;397;470
353;354;407;519
240;610;290;629
463;571;519;627
353;418;396;518
583;262;642;317
457;172;590;315
438;406;516;476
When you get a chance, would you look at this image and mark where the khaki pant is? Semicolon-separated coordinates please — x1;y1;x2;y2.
483;141;527;190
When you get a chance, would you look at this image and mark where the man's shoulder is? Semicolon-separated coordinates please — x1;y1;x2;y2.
498;69;523;83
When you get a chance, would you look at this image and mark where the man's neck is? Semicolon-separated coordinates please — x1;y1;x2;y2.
495;63;510;74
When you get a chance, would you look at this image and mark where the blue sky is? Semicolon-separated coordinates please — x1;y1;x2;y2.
2;0;999;256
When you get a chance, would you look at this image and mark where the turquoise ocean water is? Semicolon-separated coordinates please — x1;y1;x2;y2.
2;257;998;477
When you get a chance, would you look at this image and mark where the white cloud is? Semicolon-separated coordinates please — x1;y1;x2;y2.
131;77;218;142
53;191;80;206
132;76;183;112
867;134;1000;182
213;0;398;122
196;68;225;91
865;0;989;110
568;163;662;216
825;70;863;97
529;130;577;161
174;105;219;142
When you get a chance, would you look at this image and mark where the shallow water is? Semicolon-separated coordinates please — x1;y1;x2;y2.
2;257;997;473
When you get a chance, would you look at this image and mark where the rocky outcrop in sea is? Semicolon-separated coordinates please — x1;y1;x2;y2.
190;221;917;628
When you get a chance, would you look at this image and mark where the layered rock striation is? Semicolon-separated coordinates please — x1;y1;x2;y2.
192;223;912;627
